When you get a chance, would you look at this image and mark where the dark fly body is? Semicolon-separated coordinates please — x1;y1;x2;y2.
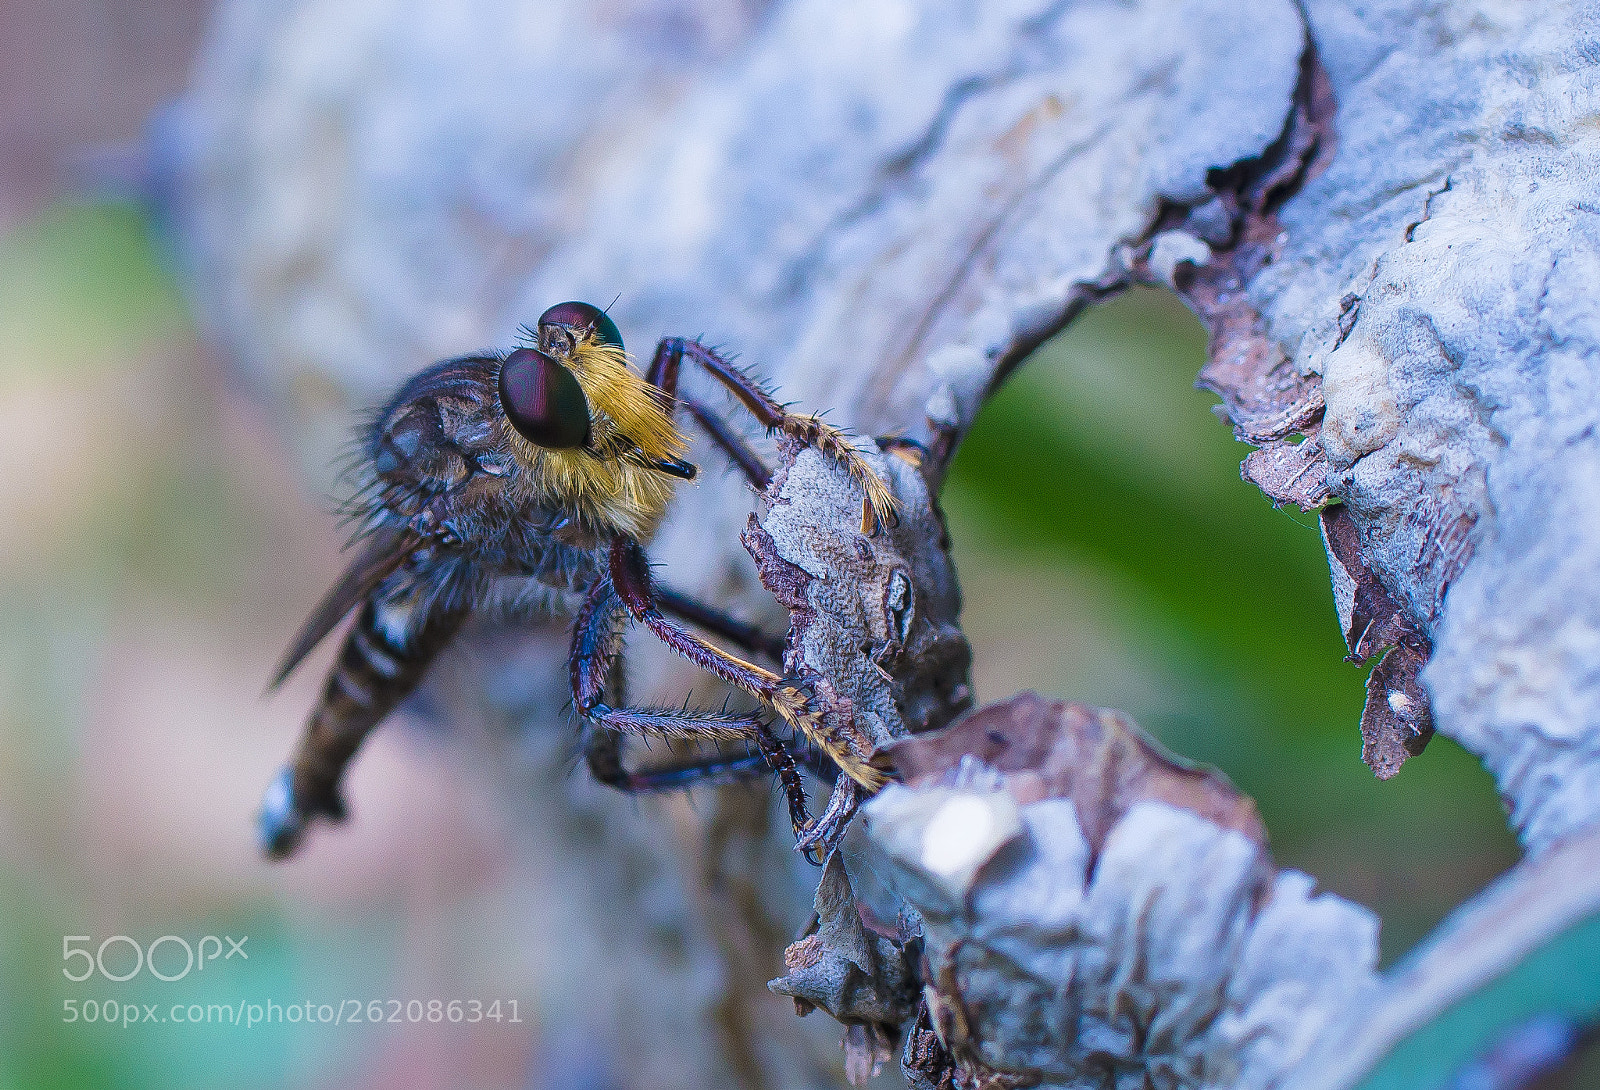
262;301;898;861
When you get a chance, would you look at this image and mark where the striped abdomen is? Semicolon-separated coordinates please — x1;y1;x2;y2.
260;589;467;857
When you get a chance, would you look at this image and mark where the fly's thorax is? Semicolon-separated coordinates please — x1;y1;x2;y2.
371;357;500;475
363;492;600;625
359;356;511;533
453;493;608;587
492;441;678;543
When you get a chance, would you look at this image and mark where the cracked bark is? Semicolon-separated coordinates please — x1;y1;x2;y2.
176;0;1600;1086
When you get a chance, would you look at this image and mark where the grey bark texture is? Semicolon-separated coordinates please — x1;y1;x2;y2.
835;695;1381;1089
1251;2;1600;852
174;0;1600;1086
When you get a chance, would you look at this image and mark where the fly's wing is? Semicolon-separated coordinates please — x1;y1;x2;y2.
267;525;421;690
271;354;498;692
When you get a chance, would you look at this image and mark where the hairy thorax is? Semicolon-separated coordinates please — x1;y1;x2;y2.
362;348;685;598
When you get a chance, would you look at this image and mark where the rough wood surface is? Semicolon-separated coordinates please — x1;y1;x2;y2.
843;695;1379;1089
175;0;1600;1085
1256;2;1600;852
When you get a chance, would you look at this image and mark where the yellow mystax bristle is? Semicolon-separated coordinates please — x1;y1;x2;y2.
566;341;686;464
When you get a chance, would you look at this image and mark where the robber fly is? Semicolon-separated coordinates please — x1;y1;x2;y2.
260;301;898;860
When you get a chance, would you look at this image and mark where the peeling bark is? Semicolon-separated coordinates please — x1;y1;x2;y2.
854;695;1379;1090
1322;504;1435;777
1248;3;1600;851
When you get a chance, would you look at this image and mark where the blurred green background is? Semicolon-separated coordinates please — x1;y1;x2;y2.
0;197;1531;1088
0;203;552;1088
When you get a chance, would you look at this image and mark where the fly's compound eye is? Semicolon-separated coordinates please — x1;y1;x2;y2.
537;301;624;351
499;347;592;449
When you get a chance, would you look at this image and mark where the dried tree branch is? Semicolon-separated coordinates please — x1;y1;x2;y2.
176;0;1600;1085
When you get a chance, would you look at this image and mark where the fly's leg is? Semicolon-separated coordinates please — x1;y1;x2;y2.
586;711;813;852
609;535;889;817
656;586;786;663
260;591;468;859
579;673;772;795
646;337;898;533
795;774;865;860
643;341;772;490
578;620;634;790
570;571;815;846
586;736;771;792
683;396;773;491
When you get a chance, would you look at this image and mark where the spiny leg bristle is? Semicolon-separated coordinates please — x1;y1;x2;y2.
795;416;901;535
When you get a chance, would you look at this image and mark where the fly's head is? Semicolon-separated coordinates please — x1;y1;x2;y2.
495;301;693;543
497;302;607;451
519;300;694;482
359;302;697;556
